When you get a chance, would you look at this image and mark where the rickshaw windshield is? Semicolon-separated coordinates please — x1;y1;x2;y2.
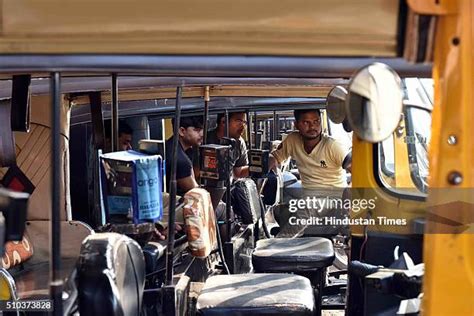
378;78;432;194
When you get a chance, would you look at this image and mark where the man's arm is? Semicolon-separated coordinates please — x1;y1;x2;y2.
269;136;291;172
233;166;249;178
342;152;352;172
232;138;250;179
170;144;197;193
268;154;279;171
176;175;199;193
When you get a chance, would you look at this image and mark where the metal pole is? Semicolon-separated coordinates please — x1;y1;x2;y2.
273;111;278;141
225;109;229;138
203;86;210;144
111;73;119;151
254;111;258;148
224;110;231;242
165;86;182;286
50;72;63;316
246;110;251;149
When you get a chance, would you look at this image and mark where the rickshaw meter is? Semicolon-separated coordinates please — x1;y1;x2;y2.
199;144;230;181
249;149;270;178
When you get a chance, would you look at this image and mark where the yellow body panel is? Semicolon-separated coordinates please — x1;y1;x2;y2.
0;277;11;300
394;119;416;189
411;0;474;314
0;0;398;56
351;136;425;237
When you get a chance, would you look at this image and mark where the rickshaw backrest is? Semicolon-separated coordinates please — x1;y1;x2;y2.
261;170;282;206
232;178;262;225
0;95;71;221
76;233;145;316
183;188;218;258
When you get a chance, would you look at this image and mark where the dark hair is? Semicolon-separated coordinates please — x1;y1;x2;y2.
104;119;133;138
294;108;321;121
172;116;204;129
216;112;245;125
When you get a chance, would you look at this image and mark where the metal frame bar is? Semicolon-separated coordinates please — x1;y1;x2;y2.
0;77;350;99
165;86;182;286
224;110;229;138
111;73;119;151
0;56;431;78
71;97;326;126
254;111;258;148
50;71;63;316
224;110;232;242
203;86;210;144
246;110;251;149
272;111;278;141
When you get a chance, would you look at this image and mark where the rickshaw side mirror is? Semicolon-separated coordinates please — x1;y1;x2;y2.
345;62;403;143
326;85;348;125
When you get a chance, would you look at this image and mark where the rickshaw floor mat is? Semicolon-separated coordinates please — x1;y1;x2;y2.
11;258;78;299
196;273;315;315
188;282;205;316
321;293;346;309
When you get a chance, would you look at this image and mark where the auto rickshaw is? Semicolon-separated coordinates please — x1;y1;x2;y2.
0;1;470;315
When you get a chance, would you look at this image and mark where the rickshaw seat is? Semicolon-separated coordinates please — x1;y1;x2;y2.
143;241;165;273
3;220;93;299
11;258;78;298
252;237;335;273
197;273;315;315
235;178;335;273
76;233;145;316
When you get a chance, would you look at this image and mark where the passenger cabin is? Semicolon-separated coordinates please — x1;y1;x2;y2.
0;1;471;316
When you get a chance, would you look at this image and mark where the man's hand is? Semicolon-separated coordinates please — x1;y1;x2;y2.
233;165;249;178
342;152;352;172
153;223;184;241
176;176;199;193
268;154;279;172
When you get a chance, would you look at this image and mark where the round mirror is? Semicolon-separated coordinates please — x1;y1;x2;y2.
326;85;347;124
345;62;403;143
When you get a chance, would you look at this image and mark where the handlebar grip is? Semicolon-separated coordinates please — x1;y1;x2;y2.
349;260;380;277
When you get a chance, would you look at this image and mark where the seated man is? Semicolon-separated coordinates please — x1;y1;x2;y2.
152;117;204;241
269;108;351;236
207;112;251;229
165;116;204;196
269;108;351;189
104;119;133;151
207;112;249;179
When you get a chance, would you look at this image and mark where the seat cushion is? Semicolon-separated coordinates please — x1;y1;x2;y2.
2;235;34;269
197;273;314;315
76;233;145;316
232;178;262;224
12;258;77;298
183;188;217;258
252;237;335;272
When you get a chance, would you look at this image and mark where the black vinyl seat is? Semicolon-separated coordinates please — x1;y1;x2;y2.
233;178;335;274
252;237;335;273
76;233;145;316
12;258;78;299
197;273;315;316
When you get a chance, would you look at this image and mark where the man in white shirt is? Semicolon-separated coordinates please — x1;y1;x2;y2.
270;108;351;189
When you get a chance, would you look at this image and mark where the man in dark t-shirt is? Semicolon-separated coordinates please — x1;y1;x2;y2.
207;112;249;180
165;116;203;196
